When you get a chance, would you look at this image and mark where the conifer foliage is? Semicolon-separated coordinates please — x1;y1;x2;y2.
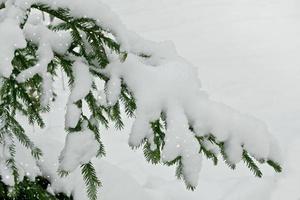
0;0;282;199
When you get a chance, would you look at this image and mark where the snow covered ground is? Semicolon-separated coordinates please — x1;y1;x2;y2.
13;0;300;199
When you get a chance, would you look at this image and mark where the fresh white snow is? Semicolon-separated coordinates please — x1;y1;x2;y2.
101;0;300;199
0;19;26;77
0;0;299;199
58;124;100;172
65;60;92;128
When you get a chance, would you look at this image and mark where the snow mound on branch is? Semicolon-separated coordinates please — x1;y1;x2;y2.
38;0;131;50
0;19;26;77
102;49;282;187
0;135;16;186
68;60;93;103
16;21;72;106
38;0;173;53
65;103;82;129
0;1;70;106
58;125;99;172
65;60;93;128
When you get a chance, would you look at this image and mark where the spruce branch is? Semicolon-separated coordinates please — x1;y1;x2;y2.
242;150;263;178
196;136;218;165
0;2;283;199
0;3;4;9
81;162;101;200
267;160;282;173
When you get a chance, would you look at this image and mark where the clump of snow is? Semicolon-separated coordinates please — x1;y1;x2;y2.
59;124;99;172
65;60;92;128
0;134;14;185
68;60;93;103
0;163;15;186
65;103;81;129
224;138;243;164
102;44;282;186
38;0;130;50
0;19;26;77
103;53;205;186
16;22;71;106
1;1;30;24
106;75;121;106
96;90;108;106
0;135;29;186
13;0;35;11
163;103;202;187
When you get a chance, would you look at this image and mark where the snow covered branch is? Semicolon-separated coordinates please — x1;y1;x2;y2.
0;0;282;199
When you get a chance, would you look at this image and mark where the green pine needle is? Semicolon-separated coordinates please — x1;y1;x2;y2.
81;162;101;200
143;142;161;164
267;160;282;173
242;150;263;178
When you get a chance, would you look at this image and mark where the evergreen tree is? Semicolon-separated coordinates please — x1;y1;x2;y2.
0;0;282;199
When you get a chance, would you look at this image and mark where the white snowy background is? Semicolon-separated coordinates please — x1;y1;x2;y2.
12;0;300;199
